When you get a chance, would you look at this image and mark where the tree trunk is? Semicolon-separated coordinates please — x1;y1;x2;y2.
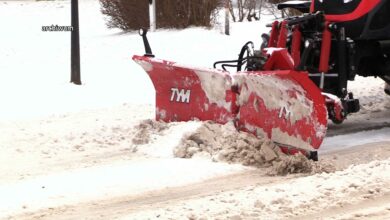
228;0;236;22
225;0;230;35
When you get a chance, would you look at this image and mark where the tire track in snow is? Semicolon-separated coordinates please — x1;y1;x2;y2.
8;170;296;220
296;193;390;220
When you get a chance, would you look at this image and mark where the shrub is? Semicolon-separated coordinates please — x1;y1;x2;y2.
100;0;222;31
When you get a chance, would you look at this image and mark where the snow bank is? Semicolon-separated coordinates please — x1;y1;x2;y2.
165;121;334;175
349;76;390;114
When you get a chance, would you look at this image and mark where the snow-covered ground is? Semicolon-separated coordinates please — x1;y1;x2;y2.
0;0;272;120
1;0;390;219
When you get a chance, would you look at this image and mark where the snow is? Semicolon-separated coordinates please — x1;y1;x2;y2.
1;0;387;121
194;69;233;110
235;73;314;123
135;120;203;158
321;127;390;154
0;0;272;121
123;159;390;220
348;76;390;114
0;158;245;218
1;0;146;120
1;0;390;219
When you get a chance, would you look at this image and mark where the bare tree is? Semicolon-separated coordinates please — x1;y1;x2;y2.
257;0;264;19
259;0;283;19
227;0;236;22
228;0;259;22
227;0;303;24
262;0;302;19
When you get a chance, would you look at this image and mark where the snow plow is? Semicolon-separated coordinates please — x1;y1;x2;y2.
133;0;390;160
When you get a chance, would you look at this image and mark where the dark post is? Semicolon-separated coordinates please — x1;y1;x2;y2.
71;0;81;85
225;0;230;35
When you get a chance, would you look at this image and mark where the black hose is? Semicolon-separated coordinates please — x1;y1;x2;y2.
221;64;239;71
213;56;255;71
213;59;242;69
213;41;255;71
237;41;254;71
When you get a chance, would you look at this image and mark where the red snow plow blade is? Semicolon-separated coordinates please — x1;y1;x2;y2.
133;55;237;124
133;55;327;154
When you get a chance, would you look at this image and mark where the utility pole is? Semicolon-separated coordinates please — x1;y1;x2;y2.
71;0;81;85
149;0;156;32
225;0;230;35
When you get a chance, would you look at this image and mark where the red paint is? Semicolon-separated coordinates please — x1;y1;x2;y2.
291;26;302;68
325;0;381;22
319;22;332;73
310;0;381;22
236;70;327;150
268;21;280;48
310;0;315;13
132;55;236;124
277;21;288;48
263;49;295;70
323;93;345;123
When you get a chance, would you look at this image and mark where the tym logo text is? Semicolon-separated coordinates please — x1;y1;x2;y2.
279;106;292;120
170;88;191;103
